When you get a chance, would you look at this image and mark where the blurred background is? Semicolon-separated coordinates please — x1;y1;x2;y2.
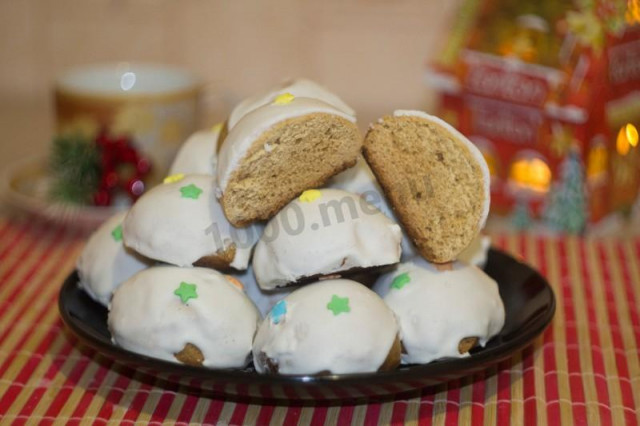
0;0;463;171
1;0;638;234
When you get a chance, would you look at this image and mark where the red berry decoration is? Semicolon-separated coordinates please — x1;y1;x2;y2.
49;128;151;206
93;189;111;206
93;128;151;206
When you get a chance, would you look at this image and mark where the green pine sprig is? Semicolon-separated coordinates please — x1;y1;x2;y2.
49;134;102;205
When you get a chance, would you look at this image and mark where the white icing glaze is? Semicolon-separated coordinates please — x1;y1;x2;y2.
218;97;357;191
228;265;293;316
373;259;505;364
252;189;402;290
168;127;221;176
252;279;398;374
123;175;261;269
108;266;261;368
392;110;491;229
227;78;355;129
327;155;417;260
458;234;491;268
76;211;153;307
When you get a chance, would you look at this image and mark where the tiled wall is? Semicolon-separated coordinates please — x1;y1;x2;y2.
0;0;462;168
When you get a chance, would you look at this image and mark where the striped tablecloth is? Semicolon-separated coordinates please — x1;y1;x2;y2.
0;215;639;425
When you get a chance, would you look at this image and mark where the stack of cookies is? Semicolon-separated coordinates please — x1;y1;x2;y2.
76;78;504;375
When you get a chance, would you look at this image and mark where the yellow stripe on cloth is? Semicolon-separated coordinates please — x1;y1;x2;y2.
527;235;548;426
545;238;575;426
602;240;639;423
586;240;625;425
566;237;602;424
622;240;640;426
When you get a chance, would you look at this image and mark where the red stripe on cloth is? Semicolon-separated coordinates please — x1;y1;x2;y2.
557;239;588;425
521;346;537;426
0;230;78;410
68;357;115;421
228;399;249;425
444;380;460;426
471;373;485;425
596;241;636;425
120;377;155;423
174;389;200;424
41;356;93;419
0;224;69;334
0;220;33;263
255;404;276;425
390;399;407;425
149;392;176;423
94;367;137;420
0;222;52;299
362;401;382;426
537;236;560;426
518;235;537;426
577;240;612;425
616;242;640;393
308;405;328;426
0;221;51;301
9;337;76;417
496;360;511;426
147;375;182;423
0;321;71;414
615;243;640;342
282;405;303;425
417;388;435;424
203;398;227;425
142;375;180;423
0;220;17;255
336;404;356;425
0;231;77;386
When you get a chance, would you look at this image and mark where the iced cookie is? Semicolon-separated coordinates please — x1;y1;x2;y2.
168;124;222;176
363;110;490;263
77;211;153;306
252;279;401;374
374;259;505;364
252;189;402;290
123;174;261;270
227;78;355;130
327;155;417;259
217;94;361;227
108;266;260;368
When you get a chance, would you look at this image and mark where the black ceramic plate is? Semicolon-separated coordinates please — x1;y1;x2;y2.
58;249;555;403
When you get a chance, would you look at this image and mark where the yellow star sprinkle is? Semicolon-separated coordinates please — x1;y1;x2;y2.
211;122;223;133
273;92;295;105
299;189;322;203
163;173;185;184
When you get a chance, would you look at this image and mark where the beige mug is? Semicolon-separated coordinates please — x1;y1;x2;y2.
54;62;201;183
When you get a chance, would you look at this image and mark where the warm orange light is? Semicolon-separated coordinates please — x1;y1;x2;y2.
627;0;640;25
617;124;638;155
509;157;552;193
626;123;638;147
587;145;608;180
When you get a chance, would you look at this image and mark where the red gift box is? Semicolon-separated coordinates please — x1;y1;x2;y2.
427;0;640;231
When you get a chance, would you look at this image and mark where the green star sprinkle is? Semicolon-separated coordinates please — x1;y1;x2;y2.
174;281;198;304
111;224;123;242
391;273;410;290
327;295;350;316
180;184;203;199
